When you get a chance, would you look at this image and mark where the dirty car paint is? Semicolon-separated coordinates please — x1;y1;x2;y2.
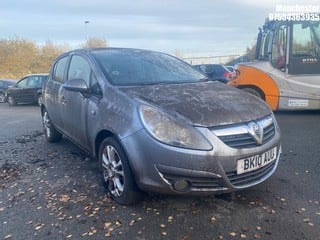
120;81;271;127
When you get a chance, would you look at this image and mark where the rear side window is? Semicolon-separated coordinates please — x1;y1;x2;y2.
53;56;68;83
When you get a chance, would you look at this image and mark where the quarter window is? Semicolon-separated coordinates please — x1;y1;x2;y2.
53;56;68;83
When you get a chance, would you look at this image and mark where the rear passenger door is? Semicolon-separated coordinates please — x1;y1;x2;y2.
44;55;69;131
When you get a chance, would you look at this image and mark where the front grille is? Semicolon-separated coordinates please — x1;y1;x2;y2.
211;115;275;148
226;161;276;187
156;164;227;191
161;172;224;190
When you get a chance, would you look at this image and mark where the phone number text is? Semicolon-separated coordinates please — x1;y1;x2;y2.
269;13;320;21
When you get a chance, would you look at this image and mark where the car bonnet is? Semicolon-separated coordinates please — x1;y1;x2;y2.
120;81;271;127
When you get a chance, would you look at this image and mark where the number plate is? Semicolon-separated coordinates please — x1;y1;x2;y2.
237;147;277;175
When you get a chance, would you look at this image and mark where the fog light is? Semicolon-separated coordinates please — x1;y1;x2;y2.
173;179;190;192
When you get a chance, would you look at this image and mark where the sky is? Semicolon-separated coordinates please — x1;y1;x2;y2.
1;0;320;59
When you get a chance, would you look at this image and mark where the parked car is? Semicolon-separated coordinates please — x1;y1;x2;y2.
193;64;233;83
0;79;16;103
6;73;48;106
41;48;281;205
225;65;236;73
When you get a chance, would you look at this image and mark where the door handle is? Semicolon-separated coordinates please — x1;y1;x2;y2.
61;96;67;104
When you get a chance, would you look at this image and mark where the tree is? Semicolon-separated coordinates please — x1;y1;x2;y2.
0;37;38;78
34;40;69;73
246;42;256;61
0;37;70;79
82;37;108;48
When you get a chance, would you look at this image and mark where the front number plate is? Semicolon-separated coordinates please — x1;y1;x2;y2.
237;147;277;175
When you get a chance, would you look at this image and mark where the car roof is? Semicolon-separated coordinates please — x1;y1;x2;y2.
24;73;49;77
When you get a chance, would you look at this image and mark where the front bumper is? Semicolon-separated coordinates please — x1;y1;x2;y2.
121;123;281;195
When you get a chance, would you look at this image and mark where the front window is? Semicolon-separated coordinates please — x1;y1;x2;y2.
292;22;320;57
92;49;204;86
68;55;91;86
16;78;28;88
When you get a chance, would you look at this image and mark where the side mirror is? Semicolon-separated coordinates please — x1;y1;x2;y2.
63;79;89;93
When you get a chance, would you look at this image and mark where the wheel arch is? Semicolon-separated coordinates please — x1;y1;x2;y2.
238;85;266;100
229;65;280;111
94;130;119;159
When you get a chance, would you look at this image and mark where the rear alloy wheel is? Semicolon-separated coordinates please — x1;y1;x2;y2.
99;137;142;205
7;96;16;106
42;109;62;143
0;92;5;103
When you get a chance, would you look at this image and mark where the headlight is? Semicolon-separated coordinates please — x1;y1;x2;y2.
139;105;212;150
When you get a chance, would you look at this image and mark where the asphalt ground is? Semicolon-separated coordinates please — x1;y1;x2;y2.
0;103;319;240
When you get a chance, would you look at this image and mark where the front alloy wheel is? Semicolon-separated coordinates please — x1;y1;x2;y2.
99;137;142;205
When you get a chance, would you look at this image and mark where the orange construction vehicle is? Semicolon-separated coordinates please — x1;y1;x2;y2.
228;18;320;110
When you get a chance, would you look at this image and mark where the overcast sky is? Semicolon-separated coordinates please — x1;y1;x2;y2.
1;0;319;58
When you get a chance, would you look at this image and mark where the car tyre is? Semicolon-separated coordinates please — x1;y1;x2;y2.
99;137;142;205
0;92;6;103
7;96;16;106
37;95;43;106
42;109;62;143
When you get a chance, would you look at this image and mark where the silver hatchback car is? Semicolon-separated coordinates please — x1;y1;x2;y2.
41;48;281;205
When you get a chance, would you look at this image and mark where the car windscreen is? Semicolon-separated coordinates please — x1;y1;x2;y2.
92;49;205;86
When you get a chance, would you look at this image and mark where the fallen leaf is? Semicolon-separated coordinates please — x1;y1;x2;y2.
59;195;70;202
303;218;311;223
104;222;112;228
242;227;249;232
254;233;262;239
4;235;12;240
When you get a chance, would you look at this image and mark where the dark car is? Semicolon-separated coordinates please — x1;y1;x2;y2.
225;65;236;73
0;79;16;103
193;64;233;83
6;73;48;106
41;48;281;205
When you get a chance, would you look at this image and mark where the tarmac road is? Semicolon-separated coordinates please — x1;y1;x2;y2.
0;104;42;141
0;103;319;240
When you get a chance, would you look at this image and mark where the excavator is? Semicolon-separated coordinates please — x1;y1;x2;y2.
228;18;320;110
